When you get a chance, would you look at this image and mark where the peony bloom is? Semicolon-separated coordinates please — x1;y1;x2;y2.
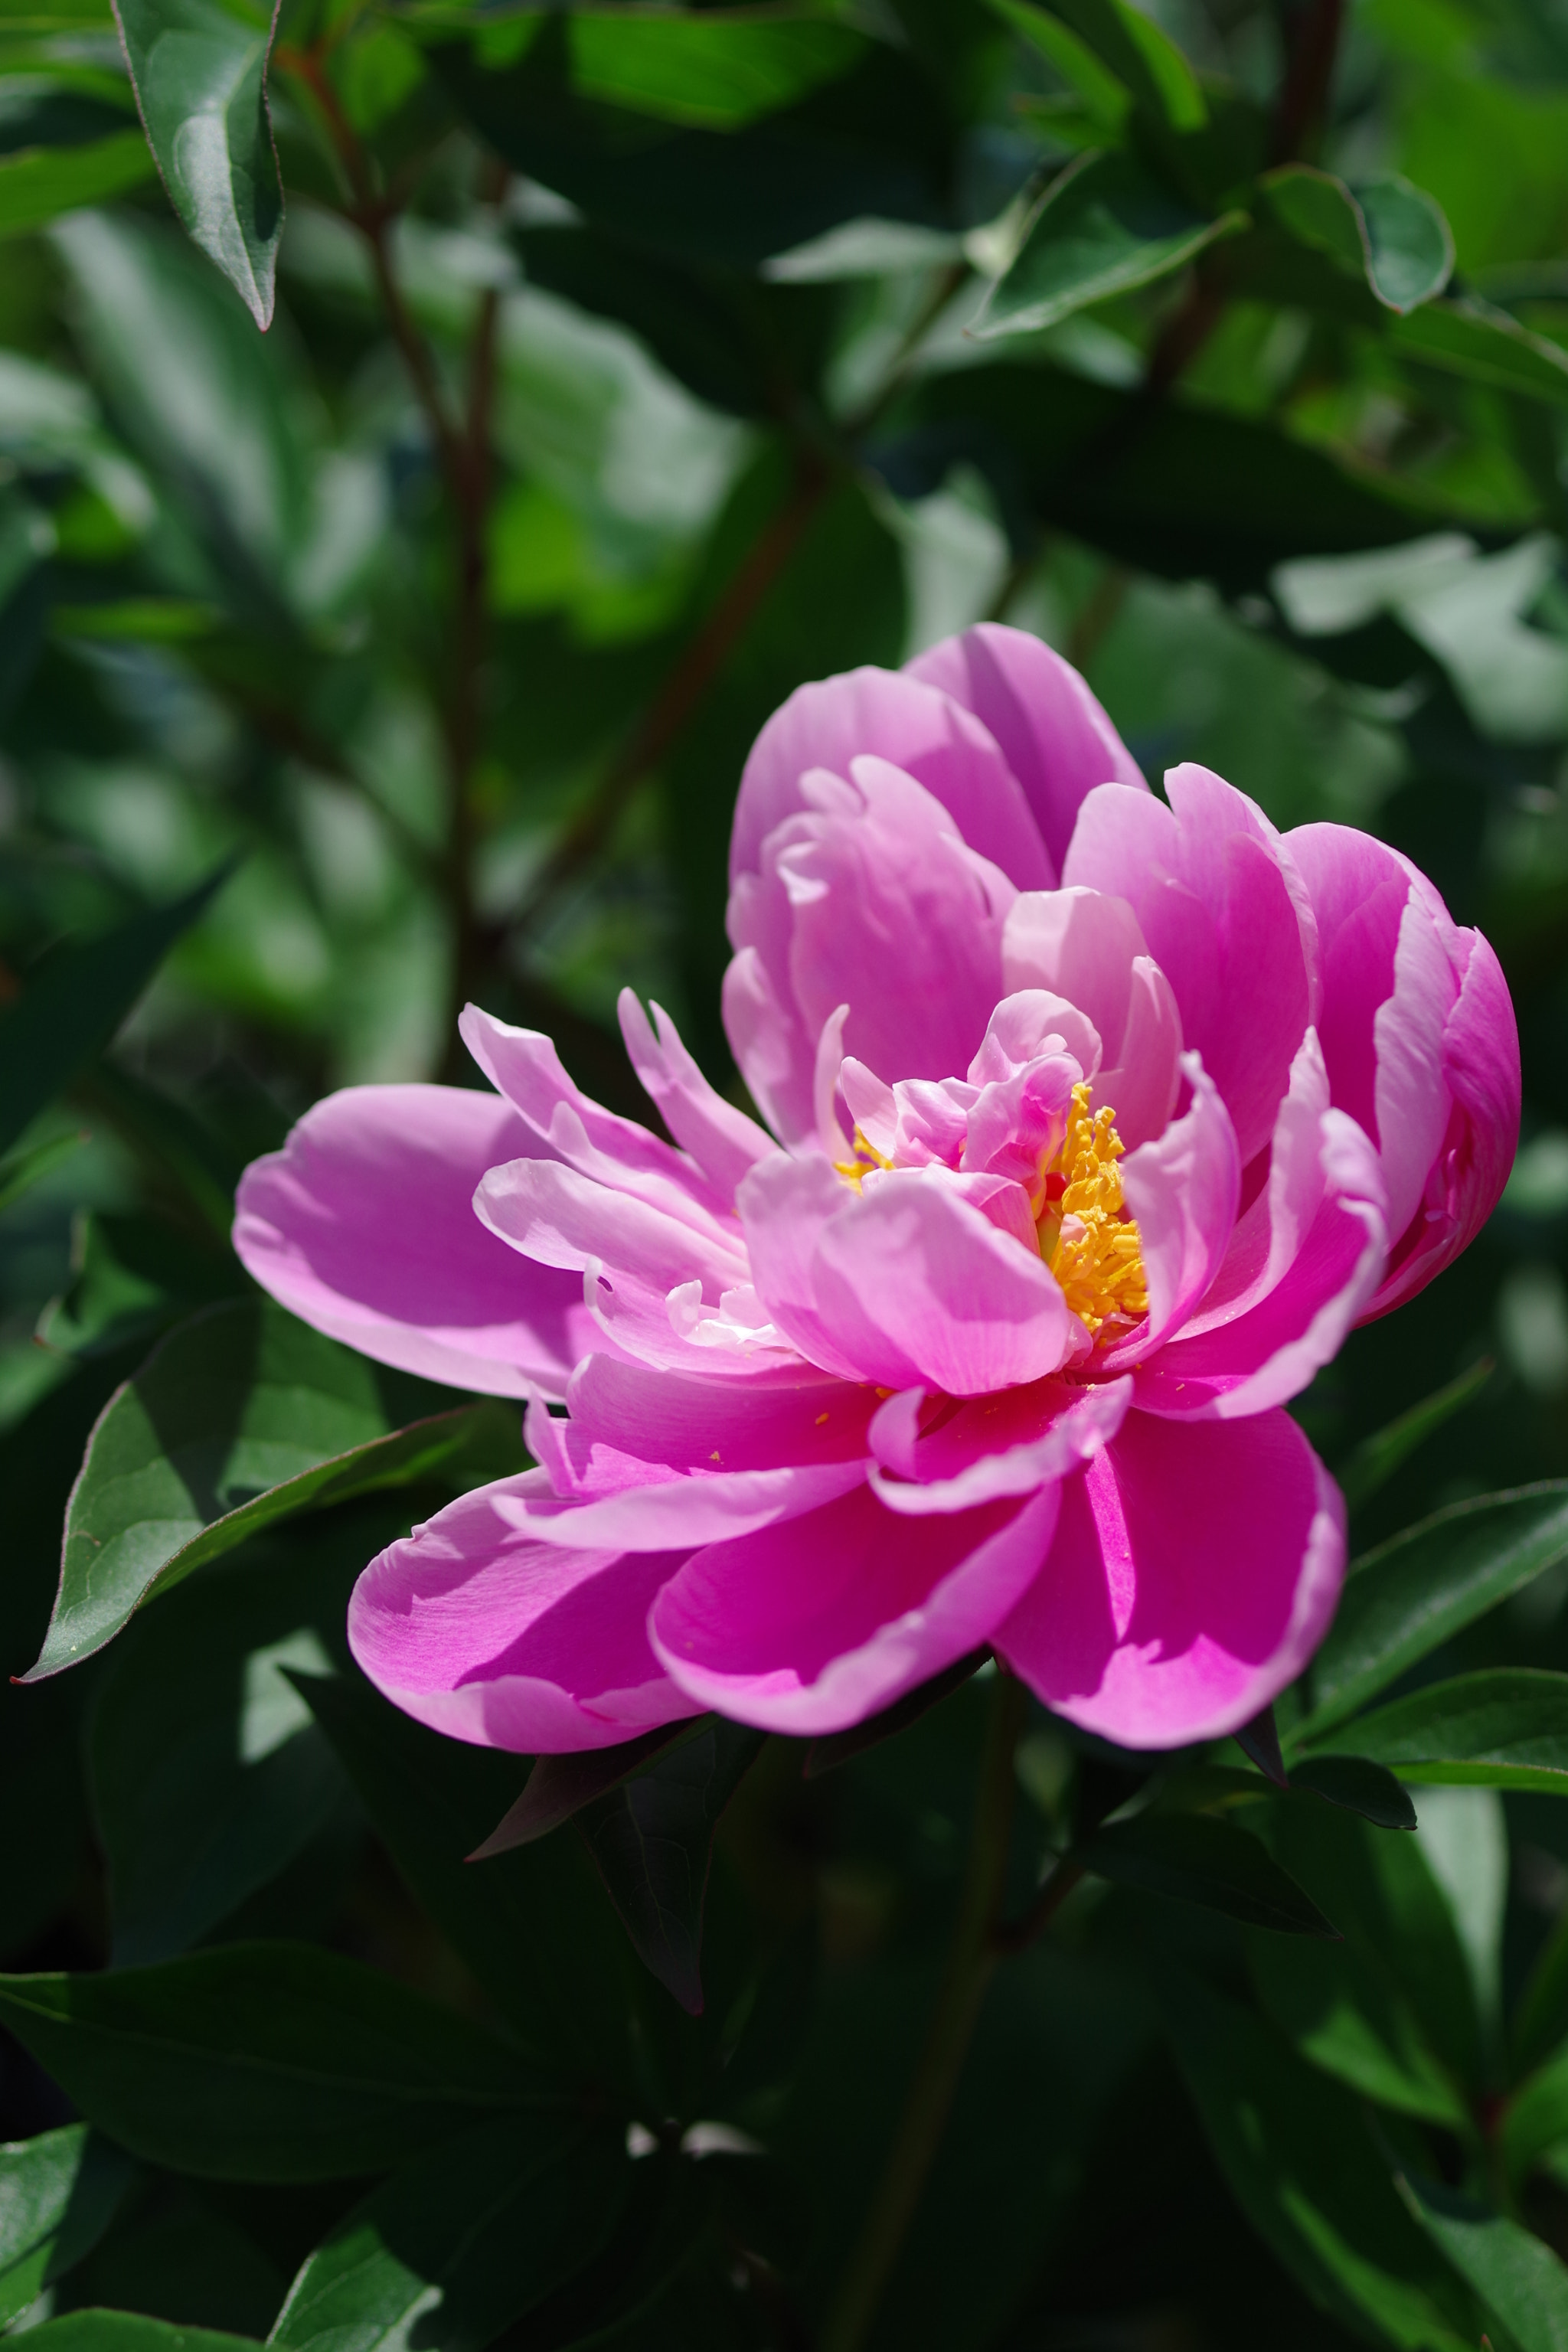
234;626;1519;1753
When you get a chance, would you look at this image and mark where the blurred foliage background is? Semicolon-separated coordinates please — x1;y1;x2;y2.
2;0;1568;2344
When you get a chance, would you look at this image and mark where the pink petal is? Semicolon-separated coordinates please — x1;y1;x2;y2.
582;1264;803;1381
233;1084;590;1400
907;622;1146;875
720;942;815;1150
730;661;1052;891
617;989;776;1202
1101;1054;1240;1367
348;1479;699;1753
995;1409;1344;1747
740;1152;1080;1393
1063;769;1317;1165
492;1456;867;1552
475;1156;749;1300
649;1482;1058;1735
567;1352;874;1470
1001;888;1182;1148
867;1373;1132;1512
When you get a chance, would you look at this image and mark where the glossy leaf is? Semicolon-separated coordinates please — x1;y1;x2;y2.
972;149;1246;338
29;1298;518;1680
1260;164;1452;315
1297;1485;1568;1740
0;1943;550;2180
0;130;155;234
1396;2169;1568;2351
1289;1756;1419;1831
0;2125;136;2327
271;2115;629;2352
577;1721;768;2012
1305;1671;1568;1792
22;2319;265;2352
1389;296;1568;410
1162;1970;1480;2349
1072;1810;1340;1938
0;865;230;1161
113;0;284;328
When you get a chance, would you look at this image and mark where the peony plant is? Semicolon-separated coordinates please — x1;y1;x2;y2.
235;625;1519;1756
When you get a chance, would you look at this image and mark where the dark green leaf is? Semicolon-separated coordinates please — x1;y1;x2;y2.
1390;296;1568;410
22;2318;266;2352
0;865;231;1162
113;0;283;328
292;1668;645;2086
0;1944;551;2180
1396;2168;1568;2350
271;2115;630;2352
475;1722;706;1855
1289;1756;1419;1831
577;1722;768;2013
1259;164;1452;315
0;132;156;234
0;2125;136;2326
1303;1670;1568;1793
991;0;1129;136
1072;1810;1340;1937
0;1127;87;1217
30;1298;518;1680
972;149;1246;338
563;13;867;130
1504;2035;1568;2182
1297;1485;1568;1741
1161;1969;1481;2348
1514;1910;1568;2079
1004;0;1205;131
805;1648;988;1778
1336;1357;1494;1514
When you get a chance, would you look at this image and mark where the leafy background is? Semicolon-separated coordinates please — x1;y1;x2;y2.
2;0;1568;2344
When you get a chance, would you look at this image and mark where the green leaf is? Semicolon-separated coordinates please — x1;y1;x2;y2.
112;0;284;328
564;13;867;130
291;1668;645;2086
0;1943;552;2180
0;2125;136;2327
972;149;1246;338
577;1721;768;2013
805;1648;989;1779
1071;1810;1340;1937
0;1126;86;1217
271;2115;630;2352
1503;2037;1568;2182
1161;1970;1481;2349
1305;1670;1568;1793
1009;0;1205;132
475;1722;706;1855
1396;2169;1568;2350
0;129;156;235
990;0;1130;135
1259;164;1452;315
1389;295;1568;410
1296;1485;1568;1741
1288;1756;1419;1831
21;2319;266;2352
0;865;231;1162
29;1298;519;1679
1336;1357;1494;1515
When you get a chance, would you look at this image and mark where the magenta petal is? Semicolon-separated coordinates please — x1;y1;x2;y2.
617;989;775;1202
1001;887;1181;1147
234;1083;589;1400
867;1374;1132;1513
1103;1054;1240;1364
907;623;1146;874
995;1409;1344;1747
649;1482;1057;1734
348;1481;699;1753
567;1353;874;1470
475;1156;749;1299
492;1456;867;1551
730;661;1052;890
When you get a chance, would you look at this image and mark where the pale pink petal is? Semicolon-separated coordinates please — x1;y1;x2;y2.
649;1483;1058;1735
617;990;775;1200
348;1480;698;1753
583;1263;805;1382
730;1153;871;1383
1101;1054;1240;1367
906;623;1146;874
995;1410;1344;1747
720;942;815;1150
493;1456;867;1551
867;1374;1131;1513
233;1084;589;1401
1063;770;1317;1164
730;661;1051;890
475;1158;749;1299
567;1352;874;1471
1001;890;1181;1147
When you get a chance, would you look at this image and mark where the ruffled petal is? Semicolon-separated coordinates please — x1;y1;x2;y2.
730;660;1051;891
348;1480;698;1753
995;1409;1344;1746
616;989;776;1202
1063;768;1317;1165
907;622;1146;875
233;1084;590;1401
867;1374;1131;1513
1001;887;1181;1148
475;1157;749;1300
649;1482;1057;1735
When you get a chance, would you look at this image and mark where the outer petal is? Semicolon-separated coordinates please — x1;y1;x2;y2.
567;1352;874;1471
740;1152;1080;1393
907;622;1146;874
1064;767;1317;1164
867;1374;1130;1513
348;1479;699;1753
234;1084;589;1400
995;1409;1344;1747
616;989;776;1203
730;661;1052;890
649;1482;1058;1735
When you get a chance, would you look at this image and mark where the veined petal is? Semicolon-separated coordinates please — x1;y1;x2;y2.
618;989;776;1204
649;1482;1057;1735
995;1409;1344;1747
867;1374;1131;1513
234;1083;590;1401
476;1156;749;1299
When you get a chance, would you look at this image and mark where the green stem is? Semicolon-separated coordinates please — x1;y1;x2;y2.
823;1670;1029;2352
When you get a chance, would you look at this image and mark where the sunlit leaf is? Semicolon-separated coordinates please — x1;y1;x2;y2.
0;2125;136;2327
1396;2167;1568;2349
1304;1670;1568;1793
0;129;155;234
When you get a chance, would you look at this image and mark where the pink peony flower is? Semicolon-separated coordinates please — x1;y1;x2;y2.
234;626;1520;1753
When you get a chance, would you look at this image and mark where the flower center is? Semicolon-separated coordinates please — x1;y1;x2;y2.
1035;1083;1148;1338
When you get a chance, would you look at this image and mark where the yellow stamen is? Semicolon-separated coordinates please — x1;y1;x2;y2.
1037;1082;1148;1338
833;1127;892;1194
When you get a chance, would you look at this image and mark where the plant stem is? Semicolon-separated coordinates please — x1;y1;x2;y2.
822;1670;1029;2352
